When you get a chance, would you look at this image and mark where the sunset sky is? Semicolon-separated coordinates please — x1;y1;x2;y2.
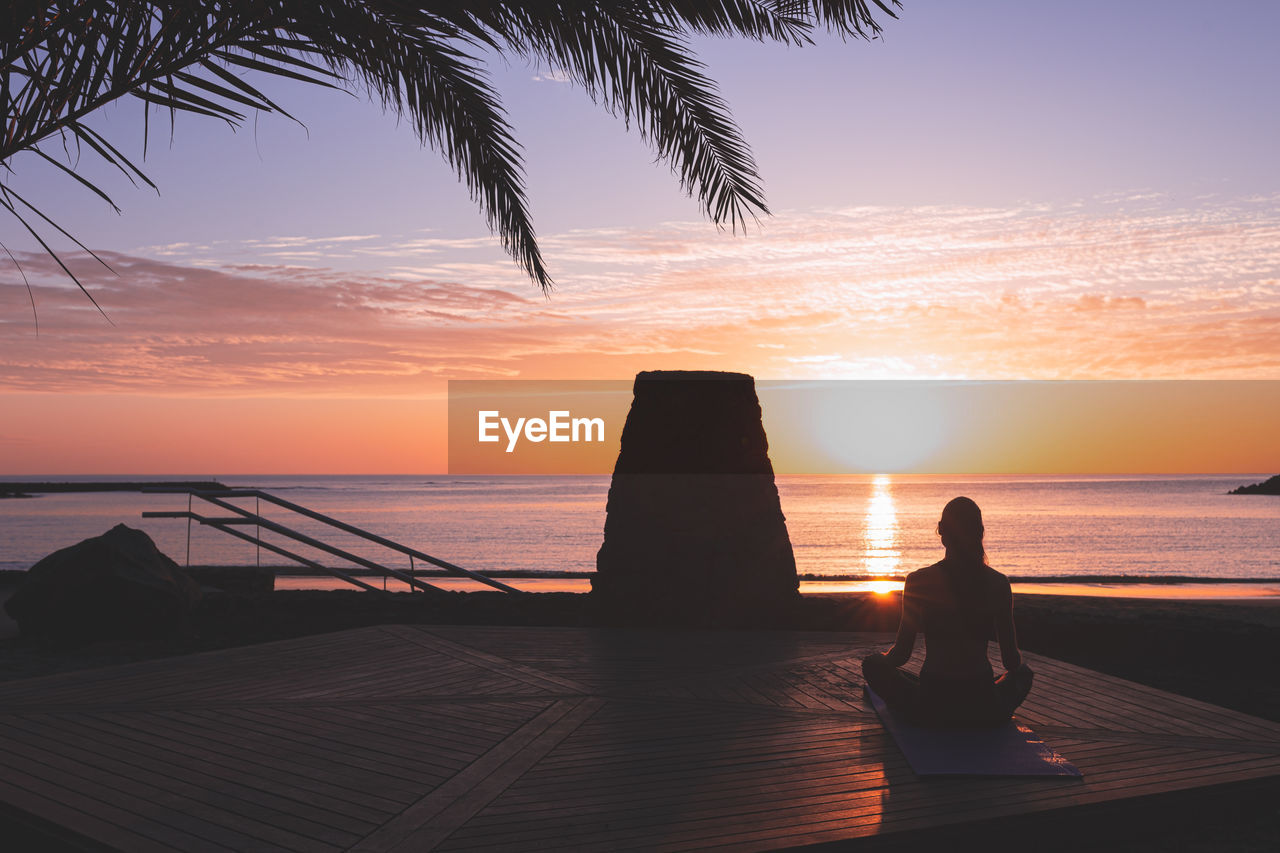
2;1;1278;474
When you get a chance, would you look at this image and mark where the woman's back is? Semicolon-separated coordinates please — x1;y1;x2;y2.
906;559;1011;684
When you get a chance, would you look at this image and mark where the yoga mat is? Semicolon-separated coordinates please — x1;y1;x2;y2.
868;687;1082;778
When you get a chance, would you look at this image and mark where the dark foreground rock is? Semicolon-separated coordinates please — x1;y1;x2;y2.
593;371;799;625
4;524;202;641
1229;474;1280;495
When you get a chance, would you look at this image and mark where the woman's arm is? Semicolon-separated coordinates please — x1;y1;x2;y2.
882;576;920;667
994;577;1023;672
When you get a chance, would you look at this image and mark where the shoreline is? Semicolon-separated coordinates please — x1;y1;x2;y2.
6;567;1279;602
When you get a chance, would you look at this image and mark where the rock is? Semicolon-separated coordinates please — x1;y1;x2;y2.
4;524;202;641
593;371;799;625
1229;475;1280;495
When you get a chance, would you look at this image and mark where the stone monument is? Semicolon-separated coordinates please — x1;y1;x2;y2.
593;371;799;624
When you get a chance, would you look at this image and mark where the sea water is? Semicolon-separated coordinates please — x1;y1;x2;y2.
1;475;1277;592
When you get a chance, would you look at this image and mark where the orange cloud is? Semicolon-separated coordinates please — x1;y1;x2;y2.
3;195;1278;471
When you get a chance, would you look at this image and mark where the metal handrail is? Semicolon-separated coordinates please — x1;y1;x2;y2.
146;510;385;593
142;487;520;594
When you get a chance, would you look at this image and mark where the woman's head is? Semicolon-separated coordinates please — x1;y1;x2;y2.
937;496;986;563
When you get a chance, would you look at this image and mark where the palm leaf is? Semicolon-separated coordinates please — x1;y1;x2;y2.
1;0;902;305
1;242;39;334
484;3;768;229
0;184;114;323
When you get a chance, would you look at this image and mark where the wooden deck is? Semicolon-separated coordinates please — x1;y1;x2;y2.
0;625;1276;851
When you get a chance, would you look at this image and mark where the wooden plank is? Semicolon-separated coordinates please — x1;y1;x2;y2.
54;709;402;818
351;697;604;852
712;751;1277;850
1;712;376;839
445;742;1102;846
457;740;1157;834
441;748;1280;851
224;701;487;765
1035;725;1280;755
464;759;904;826
0;630;382;706
0;743;318;853
207;705;475;777
304;702;532;757
0;625;1275;853
393;626;592;694
97;708;432;804
1017;664;1208;735
1027;656;1280;741
169;706;457;787
0;774;197;853
533;723;886;772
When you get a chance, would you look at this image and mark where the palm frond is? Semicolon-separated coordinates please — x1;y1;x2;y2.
801;1;902;39
647;1;813;44
481;3;769;229
396;40;548;291
255;2;550;288
0;183;113;324
2;2;267;311
1;0;902;305
1;242;38;334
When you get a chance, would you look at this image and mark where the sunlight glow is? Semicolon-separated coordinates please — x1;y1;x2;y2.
798;579;906;595
808;389;948;473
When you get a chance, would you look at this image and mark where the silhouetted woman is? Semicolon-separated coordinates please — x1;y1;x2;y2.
862;496;1034;727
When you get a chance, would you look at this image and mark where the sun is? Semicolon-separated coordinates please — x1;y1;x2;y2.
805;385;948;473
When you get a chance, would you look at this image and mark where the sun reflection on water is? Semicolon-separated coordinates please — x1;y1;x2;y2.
863;474;901;576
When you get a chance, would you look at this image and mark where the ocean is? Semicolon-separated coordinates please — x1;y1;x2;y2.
2;474;1277;597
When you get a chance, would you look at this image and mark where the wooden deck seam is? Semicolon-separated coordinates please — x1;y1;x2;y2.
351;697;604;853
394;625;593;695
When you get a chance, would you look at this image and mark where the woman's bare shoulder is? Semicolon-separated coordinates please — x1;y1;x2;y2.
906;562;946;582
981;565;1014;601
981;565;1011;583
904;562;949;592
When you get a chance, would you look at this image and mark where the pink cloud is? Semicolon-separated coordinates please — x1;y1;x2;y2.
2;195;1278;394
